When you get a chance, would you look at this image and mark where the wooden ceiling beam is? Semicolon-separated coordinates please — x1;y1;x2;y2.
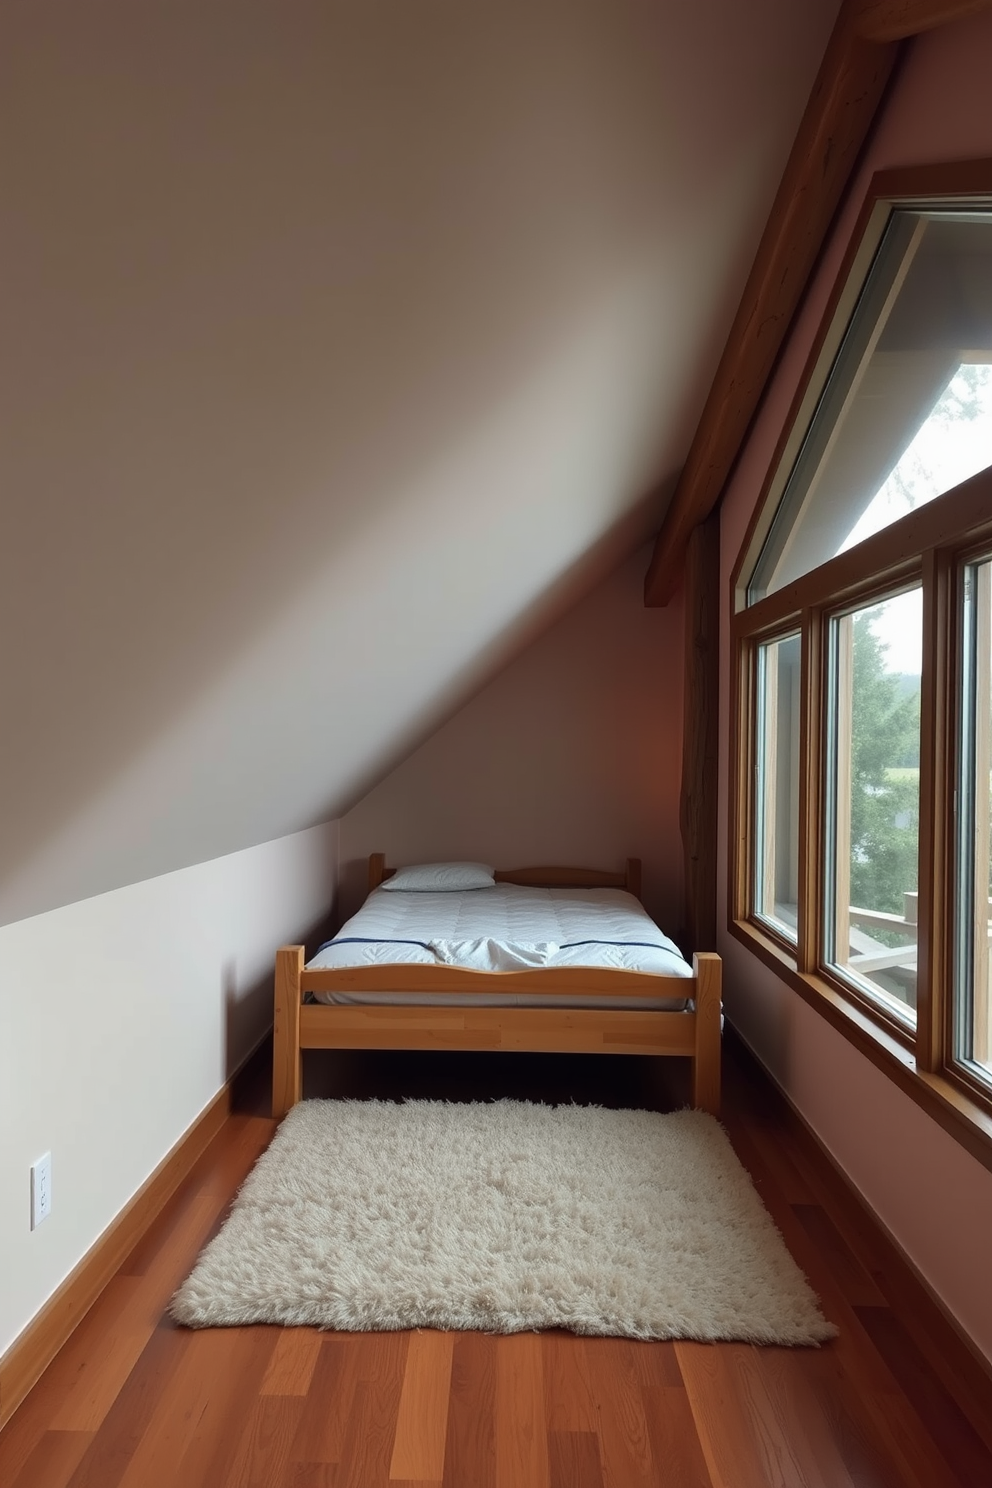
855;0;992;43
643;0;992;608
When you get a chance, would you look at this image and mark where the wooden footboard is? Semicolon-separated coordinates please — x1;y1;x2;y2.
272;946;723;1121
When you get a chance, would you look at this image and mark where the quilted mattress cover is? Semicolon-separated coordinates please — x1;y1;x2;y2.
306;884;693;1011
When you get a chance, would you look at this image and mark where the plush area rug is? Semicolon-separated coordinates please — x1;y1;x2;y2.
171;1099;836;1345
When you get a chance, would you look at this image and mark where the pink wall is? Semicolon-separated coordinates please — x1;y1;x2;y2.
719;8;992;1365
339;547;685;937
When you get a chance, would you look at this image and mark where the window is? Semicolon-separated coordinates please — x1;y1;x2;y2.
956;555;992;1088
753;631;801;943
732;163;992;1161
823;590;921;1026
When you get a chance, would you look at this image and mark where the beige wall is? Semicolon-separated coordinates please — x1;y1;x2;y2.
340;549;685;937
0;822;337;1358
718;8;992;1365
0;0;837;927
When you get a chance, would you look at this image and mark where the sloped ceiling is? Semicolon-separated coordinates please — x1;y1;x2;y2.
0;0;839;925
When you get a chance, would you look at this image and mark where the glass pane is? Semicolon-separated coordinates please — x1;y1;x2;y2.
955;559;992;1088
753;633;801;941
825;591;922;1024
751;210;992;602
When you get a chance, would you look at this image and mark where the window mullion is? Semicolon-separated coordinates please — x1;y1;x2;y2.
797;608;823;976
916;548;950;1073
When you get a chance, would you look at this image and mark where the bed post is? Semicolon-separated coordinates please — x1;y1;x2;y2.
368;852;386;891
624;857;642;901
273;945;304;1120
691;951;722;1116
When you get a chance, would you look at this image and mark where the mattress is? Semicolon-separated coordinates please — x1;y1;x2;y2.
306;884;693;1011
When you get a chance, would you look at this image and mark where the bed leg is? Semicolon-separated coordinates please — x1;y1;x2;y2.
273;945;304;1120
691;951;722;1116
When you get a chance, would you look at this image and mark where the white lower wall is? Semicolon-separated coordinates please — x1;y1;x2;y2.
0;820;337;1358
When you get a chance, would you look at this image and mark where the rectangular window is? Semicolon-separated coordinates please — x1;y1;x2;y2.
753;633;801;941
956;557;992;1088
824;590;922;1026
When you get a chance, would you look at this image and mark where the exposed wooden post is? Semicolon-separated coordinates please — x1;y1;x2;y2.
272;945;304;1119
681;510;721;953
368;852;386;892
624;857;642;903
691;952;723;1116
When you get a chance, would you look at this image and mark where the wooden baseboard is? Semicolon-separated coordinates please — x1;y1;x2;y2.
724;1022;992;1435
0;1037;269;1431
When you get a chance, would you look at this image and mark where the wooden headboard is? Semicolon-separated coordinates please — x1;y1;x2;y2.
367;854;642;903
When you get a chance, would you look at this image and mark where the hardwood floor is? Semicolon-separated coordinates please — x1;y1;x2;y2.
2;1038;991;1488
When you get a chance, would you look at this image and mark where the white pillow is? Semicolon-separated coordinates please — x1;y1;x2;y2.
380;861;496;892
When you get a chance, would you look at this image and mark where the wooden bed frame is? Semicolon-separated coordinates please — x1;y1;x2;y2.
272;854;722;1119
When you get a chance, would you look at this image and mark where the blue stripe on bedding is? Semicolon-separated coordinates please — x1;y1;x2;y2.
314;936;435;957
314;936;674;957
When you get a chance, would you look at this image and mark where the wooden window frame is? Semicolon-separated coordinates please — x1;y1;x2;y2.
730;161;992;1172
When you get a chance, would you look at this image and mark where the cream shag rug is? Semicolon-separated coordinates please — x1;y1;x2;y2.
171;1100;836;1345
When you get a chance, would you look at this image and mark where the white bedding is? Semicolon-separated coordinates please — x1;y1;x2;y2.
307;884;693;1010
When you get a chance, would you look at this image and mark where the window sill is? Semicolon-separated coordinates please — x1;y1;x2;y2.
727;916;992;1175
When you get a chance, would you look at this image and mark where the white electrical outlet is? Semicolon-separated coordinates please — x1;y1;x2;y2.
31;1152;52;1229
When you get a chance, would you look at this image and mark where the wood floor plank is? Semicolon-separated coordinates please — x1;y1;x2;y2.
27;1276;142;1435
109;1326;276;1488
388;1330;453;1483
0;1376;60;1484
283;1464;337;1487
117;1116;273;1279
730;1113;819;1206
50;1193;223;1434
548;1429;604;1488
441;1332;497;1488
583;1337;654;1488
186;1114;277;1202
220;1393;307;1488
721;1126;968;1488
628;1338;683;1388
542;1331;600;1433
792;1205;887;1309
333;1332;409;1488
640;1384;713;1488
10;1429;92;1488
289;1336;368;1465
495;1333;549;1488
790;1346;914;1488
166;1326;281;1488
63;1323;192;1488
855;1305;992;1488
675;1341;840;1488
260;1329;324;1398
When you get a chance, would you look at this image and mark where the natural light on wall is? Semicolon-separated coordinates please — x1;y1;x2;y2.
750;212;992;603
840;363;992;551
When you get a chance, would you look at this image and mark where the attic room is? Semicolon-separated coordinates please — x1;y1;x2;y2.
3;0;992;1482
